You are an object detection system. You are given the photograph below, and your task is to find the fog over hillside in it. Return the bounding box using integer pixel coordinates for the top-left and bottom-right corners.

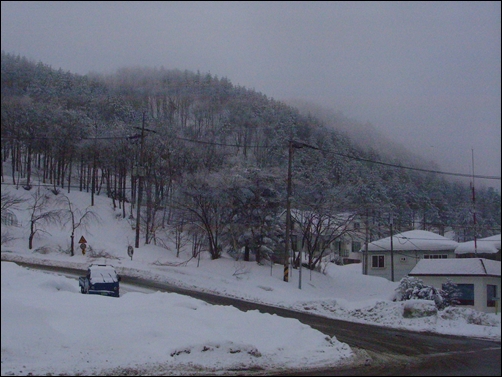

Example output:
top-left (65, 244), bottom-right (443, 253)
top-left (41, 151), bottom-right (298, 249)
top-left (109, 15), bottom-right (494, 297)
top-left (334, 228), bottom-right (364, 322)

top-left (286, 99), bottom-right (440, 170)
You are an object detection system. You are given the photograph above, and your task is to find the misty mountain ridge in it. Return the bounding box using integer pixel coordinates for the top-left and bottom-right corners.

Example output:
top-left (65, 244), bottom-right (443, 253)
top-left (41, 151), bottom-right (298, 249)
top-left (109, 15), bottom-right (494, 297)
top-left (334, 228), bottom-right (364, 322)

top-left (1, 52), bottom-right (500, 249)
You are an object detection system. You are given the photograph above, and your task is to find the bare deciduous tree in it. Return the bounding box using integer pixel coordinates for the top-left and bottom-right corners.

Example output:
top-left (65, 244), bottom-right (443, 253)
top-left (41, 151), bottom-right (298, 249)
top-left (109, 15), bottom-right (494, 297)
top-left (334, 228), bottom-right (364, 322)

top-left (1, 192), bottom-right (24, 225)
top-left (57, 193), bottom-right (100, 256)
top-left (28, 189), bottom-right (64, 250)
top-left (293, 209), bottom-right (357, 270)
top-left (1, 192), bottom-right (25, 245)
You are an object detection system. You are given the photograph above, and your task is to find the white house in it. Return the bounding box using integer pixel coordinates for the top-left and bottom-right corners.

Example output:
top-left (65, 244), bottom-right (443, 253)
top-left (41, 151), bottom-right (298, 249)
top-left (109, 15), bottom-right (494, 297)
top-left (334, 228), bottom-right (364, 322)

top-left (361, 230), bottom-right (459, 282)
top-left (455, 234), bottom-right (501, 261)
top-left (408, 258), bottom-right (501, 314)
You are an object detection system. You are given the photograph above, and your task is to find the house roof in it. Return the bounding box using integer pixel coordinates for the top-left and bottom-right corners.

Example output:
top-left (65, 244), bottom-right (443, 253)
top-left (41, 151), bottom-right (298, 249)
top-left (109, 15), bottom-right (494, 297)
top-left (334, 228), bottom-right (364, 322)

top-left (365, 230), bottom-right (458, 252)
top-left (409, 258), bottom-right (501, 277)
top-left (455, 234), bottom-right (501, 255)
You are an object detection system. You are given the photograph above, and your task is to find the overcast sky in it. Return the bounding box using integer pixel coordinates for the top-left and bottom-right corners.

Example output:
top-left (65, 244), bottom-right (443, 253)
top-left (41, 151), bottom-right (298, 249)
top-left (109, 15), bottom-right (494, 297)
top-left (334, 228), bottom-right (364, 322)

top-left (2, 1), bottom-right (501, 189)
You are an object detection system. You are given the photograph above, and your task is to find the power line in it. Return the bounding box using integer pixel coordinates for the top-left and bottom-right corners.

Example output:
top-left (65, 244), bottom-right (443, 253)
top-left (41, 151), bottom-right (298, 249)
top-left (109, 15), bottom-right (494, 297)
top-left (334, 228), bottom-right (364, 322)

top-left (172, 137), bottom-right (501, 180)
top-left (1, 135), bottom-right (135, 141)
top-left (319, 149), bottom-right (500, 180)
top-left (1, 135), bottom-right (500, 180)
top-left (174, 136), bottom-right (274, 148)
top-left (175, 137), bottom-right (501, 180)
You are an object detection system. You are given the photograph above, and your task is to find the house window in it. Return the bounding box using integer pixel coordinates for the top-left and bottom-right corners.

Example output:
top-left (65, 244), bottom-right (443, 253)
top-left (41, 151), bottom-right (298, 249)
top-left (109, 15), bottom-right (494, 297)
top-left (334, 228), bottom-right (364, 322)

top-left (351, 242), bottom-right (361, 253)
top-left (334, 240), bottom-right (341, 252)
top-left (487, 285), bottom-right (497, 307)
top-left (3, 212), bottom-right (18, 226)
top-left (423, 254), bottom-right (448, 259)
top-left (456, 284), bottom-right (475, 306)
top-left (353, 222), bottom-right (360, 230)
top-left (371, 255), bottom-right (385, 268)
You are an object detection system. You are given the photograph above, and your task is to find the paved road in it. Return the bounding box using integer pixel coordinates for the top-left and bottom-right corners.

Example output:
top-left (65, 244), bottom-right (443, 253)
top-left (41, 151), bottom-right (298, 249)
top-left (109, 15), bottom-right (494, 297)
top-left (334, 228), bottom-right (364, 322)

top-left (10, 261), bottom-right (502, 376)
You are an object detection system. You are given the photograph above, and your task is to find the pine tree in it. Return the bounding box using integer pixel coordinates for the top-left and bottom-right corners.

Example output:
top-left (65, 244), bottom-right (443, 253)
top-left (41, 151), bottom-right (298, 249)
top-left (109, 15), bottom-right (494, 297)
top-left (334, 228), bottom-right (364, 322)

top-left (439, 279), bottom-right (461, 309)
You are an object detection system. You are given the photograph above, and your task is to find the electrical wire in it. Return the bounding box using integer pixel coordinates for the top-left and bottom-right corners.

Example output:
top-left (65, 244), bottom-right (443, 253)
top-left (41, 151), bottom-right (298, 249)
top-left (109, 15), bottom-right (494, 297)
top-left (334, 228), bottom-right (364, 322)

top-left (1, 135), bottom-right (500, 180)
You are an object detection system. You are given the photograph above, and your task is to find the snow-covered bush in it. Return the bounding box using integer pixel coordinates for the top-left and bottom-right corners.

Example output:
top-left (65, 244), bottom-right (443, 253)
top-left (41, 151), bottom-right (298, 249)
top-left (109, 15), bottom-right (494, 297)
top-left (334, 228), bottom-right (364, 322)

top-left (402, 299), bottom-right (438, 318)
top-left (394, 276), bottom-right (443, 309)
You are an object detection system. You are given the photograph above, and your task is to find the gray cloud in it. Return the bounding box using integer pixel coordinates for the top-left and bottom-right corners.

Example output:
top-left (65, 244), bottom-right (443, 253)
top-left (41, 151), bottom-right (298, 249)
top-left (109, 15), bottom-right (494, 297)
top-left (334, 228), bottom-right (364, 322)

top-left (2, 1), bottom-right (500, 189)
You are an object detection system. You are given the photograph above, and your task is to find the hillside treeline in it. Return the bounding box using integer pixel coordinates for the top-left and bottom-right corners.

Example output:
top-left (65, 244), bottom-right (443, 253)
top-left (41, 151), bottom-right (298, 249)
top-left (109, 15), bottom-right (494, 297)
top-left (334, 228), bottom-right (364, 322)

top-left (1, 52), bottom-right (500, 266)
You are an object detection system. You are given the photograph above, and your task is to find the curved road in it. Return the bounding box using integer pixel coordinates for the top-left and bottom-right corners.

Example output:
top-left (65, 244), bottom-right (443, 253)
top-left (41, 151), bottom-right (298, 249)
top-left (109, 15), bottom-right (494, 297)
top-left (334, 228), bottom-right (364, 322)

top-left (11, 262), bottom-right (502, 376)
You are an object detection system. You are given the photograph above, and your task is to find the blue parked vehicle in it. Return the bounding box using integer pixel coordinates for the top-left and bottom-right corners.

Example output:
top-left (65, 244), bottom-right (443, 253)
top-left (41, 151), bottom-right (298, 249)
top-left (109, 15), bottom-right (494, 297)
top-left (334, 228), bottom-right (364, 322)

top-left (79, 264), bottom-right (121, 297)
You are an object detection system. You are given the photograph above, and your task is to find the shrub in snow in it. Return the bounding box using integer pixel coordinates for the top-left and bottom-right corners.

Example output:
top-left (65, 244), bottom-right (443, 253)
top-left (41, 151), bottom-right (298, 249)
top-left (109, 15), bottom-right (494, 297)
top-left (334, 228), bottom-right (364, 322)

top-left (394, 276), bottom-right (443, 309)
top-left (439, 307), bottom-right (500, 327)
top-left (464, 310), bottom-right (499, 326)
top-left (87, 246), bottom-right (120, 260)
top-left (33, 246), bottom-right (55, 254)
top-left (402, 299), bottom-right (438, 318)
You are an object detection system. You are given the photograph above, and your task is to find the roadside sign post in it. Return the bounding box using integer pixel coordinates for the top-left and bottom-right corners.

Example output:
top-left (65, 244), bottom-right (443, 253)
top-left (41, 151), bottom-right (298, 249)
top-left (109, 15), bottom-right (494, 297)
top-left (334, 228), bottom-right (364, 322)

top-left (78, 236), bottom-right (87, 255)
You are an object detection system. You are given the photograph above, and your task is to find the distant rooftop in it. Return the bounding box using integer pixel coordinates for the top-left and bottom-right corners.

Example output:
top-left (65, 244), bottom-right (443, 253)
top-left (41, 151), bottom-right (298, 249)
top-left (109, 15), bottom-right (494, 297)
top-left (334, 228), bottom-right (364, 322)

top-left (366, 230), bottom-right (458, 252)
top-left (409, 258), bottom-right (501, 277)
top-left (455, 234), bottom-right (501, 255)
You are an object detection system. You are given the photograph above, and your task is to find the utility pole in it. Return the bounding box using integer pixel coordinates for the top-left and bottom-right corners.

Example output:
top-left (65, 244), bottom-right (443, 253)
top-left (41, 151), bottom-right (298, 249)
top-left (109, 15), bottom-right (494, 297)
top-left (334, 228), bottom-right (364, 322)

top-left (135, 112), bottom-right (146, 248)
top-left (133, 113), bottom-right (157, 249)
top-left (91, 122), bottom-right (98, 207)
top-left (284, 141), bottom-right (293, 282)
top-left (390, 213), bottom-right (394, 282)
top-left (363, 209), bottom-right (369, 275)
top-left (284, 140), bottom-right (318, 285)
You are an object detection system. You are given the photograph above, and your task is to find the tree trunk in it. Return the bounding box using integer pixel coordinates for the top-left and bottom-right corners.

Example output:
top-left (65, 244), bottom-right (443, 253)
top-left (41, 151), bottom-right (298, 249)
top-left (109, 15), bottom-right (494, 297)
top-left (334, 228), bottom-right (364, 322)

top-left (70, 234), bottom-right (74, 256)
top-left (26, 144), bottom-right (32, 187)
top-left (29, 221), bottom-right (35, 250)
top-left (67, 154), bottom-right (72, 194)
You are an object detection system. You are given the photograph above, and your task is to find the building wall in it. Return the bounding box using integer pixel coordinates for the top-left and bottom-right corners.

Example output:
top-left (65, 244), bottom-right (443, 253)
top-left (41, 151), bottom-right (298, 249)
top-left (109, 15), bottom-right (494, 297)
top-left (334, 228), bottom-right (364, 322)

top-left (416, 275), bottom-right (501, 314)
top-left (456, 251), bottom-right (501, 261)
top-left (365, 250), bottom-right (456, 282)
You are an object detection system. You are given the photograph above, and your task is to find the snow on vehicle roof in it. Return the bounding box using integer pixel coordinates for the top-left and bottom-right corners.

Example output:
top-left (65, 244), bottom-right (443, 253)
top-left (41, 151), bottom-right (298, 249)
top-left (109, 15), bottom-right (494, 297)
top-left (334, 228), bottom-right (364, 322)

top-left (89, 264), bottom-right (118, 283)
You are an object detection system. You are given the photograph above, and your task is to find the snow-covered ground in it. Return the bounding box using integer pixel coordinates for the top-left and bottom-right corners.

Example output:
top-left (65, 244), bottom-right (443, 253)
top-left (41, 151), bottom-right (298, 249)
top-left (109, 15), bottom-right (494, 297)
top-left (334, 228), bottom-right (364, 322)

top-left (1, 184), bottom-right (500, 376)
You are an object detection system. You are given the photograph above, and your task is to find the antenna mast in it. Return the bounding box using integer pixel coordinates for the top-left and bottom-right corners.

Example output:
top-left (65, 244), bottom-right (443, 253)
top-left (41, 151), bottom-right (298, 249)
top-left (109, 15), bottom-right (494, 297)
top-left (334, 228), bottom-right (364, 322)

top-left (471, 149), bottom-right (477, 256)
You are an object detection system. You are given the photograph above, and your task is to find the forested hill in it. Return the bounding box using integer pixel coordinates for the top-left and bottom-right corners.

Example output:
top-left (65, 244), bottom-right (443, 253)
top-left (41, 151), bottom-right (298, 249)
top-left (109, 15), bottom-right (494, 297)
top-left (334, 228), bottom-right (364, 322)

top-left (1, 52), bottom-right (500, 263)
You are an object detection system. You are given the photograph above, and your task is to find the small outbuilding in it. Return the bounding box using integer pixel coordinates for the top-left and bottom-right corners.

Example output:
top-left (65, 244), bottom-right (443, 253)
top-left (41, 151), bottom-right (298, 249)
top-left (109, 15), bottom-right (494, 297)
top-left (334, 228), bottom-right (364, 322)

top-left (409, 258), bottom-right (501, 314)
